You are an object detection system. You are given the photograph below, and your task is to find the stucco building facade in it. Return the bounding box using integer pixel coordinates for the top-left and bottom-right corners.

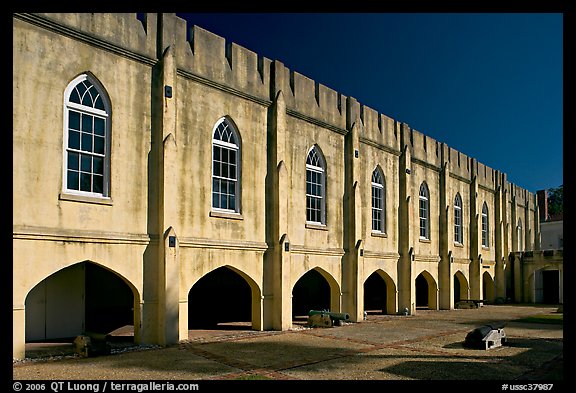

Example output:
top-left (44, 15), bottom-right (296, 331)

top-left (13, 13), bottom-right (544, 360)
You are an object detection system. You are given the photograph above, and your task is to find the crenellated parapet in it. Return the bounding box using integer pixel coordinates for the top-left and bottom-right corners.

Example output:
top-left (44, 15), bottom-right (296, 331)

top-left (170, 15), bottom-right (272, 103)
top-left (446, 147), bottom-right (472, 181)
top-left (509, 182), bottom-right (535, 209)
top-left (30, 13), bottom-right (157, 60)
top-left (273, 63), bottom-right (347, 130)
top-left (407, 128), bottom-right (443, 169)
top-left (358, 104), bottom-right (400, 153)
top-left (476, 161), bottom-right (497, 191)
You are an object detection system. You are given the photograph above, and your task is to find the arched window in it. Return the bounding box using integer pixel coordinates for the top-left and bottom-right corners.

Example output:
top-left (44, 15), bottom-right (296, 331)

top-left (481, 202), bottom-right (489, 247)
top-left (212, 117), bottom-right (240, 212)
top-left (306, 145), bottom-right (326, 224)
top-left (454, 193), bottom-right (463, 244)
top-left (63, 74), bottom-right (110, 197)
top-left (419, 182), bottom-right (430, 239)
top-left (517, 218), bottom-right (523, 251)
top-left (371, 167), bottom-right (385, 233)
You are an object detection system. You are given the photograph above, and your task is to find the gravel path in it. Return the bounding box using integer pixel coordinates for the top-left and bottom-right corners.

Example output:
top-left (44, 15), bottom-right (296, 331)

top-left (13, 305), bottom-right (563, 381)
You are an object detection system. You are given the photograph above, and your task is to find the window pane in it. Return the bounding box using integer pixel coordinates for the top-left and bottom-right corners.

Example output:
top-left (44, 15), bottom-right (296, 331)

top-left (94, 117), bottom-right (105, 136)
top-left (69, 89), bottom-right (81, 104)
top-left (229, 195), bottom-right (236, 211)
top-left (95, 96), bottom-right (105, 110)
top-left (93, 174), bottom-right (103, 193)
top-left (76, 81), bottom-right (87, 97)
top-left (93, 156), bottom-right (103, 175)
top-left (230, 163), bottom-right (236, 180)
top-left (82, 90), bottom-right (93, 107)
top-left (229, 150), bottom-right (236, 164)
top-left (212, 192), bottom-right (219, 208)
top-left (69, 130), bottom-right (80, 150)
top-left (67, 170), bottom-right (79, 190)
top-left (227, 180), bottom-right (235, 196)
top-left (220, 194), bottom-right (228, 210)
top-left (69, 111), bottom-right (80, 130)
top-left (80, 173), bottom-right (91, 192)
top-left (81, 133), bottom-right (93, 152)
top-left (213, 178), bottom-right (220, 194)
top-left (214, 146), bottom-right (220, 161)
top-left (68, 152), bottom-right (79, 170)
top-left (82, 114), bottom-right (93, 133)
top-left (222, 163), bottom-right (229, 178)
top-left (94, 136), bottom-right (105, 155)
top-left (81, 155), bottom-right (92, 172)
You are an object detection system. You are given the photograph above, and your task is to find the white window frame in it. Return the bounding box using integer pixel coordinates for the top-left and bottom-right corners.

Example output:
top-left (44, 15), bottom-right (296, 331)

top-left (482, 203), bottom-right (489, 247)
top-left (371, 167), bottom-right (385, 233)
top-left (419, 183), bottom-right (430, 240)
top-left (62, 74), bottom-right (111, 199)
top-left (306, 145), bottom-right (326, 225)
top-left (454, 193), bottom-right (463, 244)
top-left (211, 117), bottom-right (241, 213)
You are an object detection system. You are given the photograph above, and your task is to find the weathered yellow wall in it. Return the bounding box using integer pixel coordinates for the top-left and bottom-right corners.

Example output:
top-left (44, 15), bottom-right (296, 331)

top-left (13, 13), bottom-right (548, 360)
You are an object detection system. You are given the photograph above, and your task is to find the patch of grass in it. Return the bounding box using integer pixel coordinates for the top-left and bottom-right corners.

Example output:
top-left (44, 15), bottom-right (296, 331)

top-left (514, 314), bottom-right (563, 324)
top-left (234, 374), bottom-right (274, 380)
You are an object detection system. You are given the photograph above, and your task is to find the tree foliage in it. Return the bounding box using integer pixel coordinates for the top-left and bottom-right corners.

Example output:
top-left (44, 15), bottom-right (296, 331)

top-left (547, 185), bottom-right (563, 216)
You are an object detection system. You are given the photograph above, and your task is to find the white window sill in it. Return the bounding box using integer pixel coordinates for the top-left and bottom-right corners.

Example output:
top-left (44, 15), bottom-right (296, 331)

top-left (210, 210), bottom-right (243, 220)
top-left (59, 192), bottom-right (113, 205)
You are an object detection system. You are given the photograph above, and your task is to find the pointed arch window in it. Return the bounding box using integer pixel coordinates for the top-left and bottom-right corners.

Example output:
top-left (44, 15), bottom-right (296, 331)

top-left (454, 193), bottom-right (463, 244)
top-left (419, 182), bottom-right (430, 239)
top-left (371, 167), bottom-right (385, 233)
top-left (306, 146), bottom-right (326, 224)
top-left (482, 202), bottom-right (489, 247)
top-left (63, 74), bottom-right (110, 197)
top-left (212, 118), bottom-right (241, 212)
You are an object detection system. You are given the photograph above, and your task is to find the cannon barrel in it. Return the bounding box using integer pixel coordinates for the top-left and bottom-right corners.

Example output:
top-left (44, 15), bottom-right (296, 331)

top-left (308, 310), bottom-right (350, 321)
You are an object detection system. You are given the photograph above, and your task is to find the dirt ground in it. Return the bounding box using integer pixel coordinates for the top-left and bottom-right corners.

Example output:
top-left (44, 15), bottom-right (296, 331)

top-left (12, 304), bottom-right (563, 384)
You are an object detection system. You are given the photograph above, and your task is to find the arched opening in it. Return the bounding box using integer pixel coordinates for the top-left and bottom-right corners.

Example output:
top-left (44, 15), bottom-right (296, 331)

top-left (292, 269), bottom-right (331, 322)
top-left (364, 272), bottom-right (387, 315)
top-left (453, 271), bottom-right (469, 307)
top-left (454, 276), bottom-right (461, 303)
top-left (25, 261), bottom-right (137, 354)
top-left (415, 271), bottom-right (438, 310)
top-left (364, 270), bottom-right (396, 316)
top-left (188, 266), bottom-right (252, 330)
top-left (416, 274), bottom-right (429, 308)
top-left (482, 271), bottom-right (495, 303)
top-left (534, 268), bottom-right (561, 304)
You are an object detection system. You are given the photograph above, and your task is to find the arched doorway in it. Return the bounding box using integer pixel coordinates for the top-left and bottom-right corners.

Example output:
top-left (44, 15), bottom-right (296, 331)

top-left (188, 266), bottom-right (252, 329)
top-left (453, 271), bottom-right (469, 307)
top-left (415, 271), bottom-right (438, 310)
top-left (292, 269), bottom-right (331, 320)
top-left (25, 262), bottom-right (136, 342)
top-left (364, 270), bottom-right (396, 315)
top-left (483, 271), bottom-right (495, 303)
top-left (364, 272), bottom-right (387, 315)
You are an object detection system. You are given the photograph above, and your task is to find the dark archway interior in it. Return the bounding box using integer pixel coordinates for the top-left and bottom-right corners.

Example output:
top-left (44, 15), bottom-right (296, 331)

top-left (454, 275), bottom-right (461, 304)
top-left (188, 267), bottom-right (252, 329)
top-left (416, 273), bottom-right (429, 308)
top-left (292, 269), bottom-right (330, 317)
top-left (85, 263), bottom-right (133, 334)
top-left (542, 270), bottom-right (560, 304)
top-left (364, 272), bottom-right (388, 314)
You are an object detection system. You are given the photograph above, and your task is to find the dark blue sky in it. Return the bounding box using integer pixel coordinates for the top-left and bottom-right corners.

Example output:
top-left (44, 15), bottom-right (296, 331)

top-left (176, 13), bottom-right (563, 193)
